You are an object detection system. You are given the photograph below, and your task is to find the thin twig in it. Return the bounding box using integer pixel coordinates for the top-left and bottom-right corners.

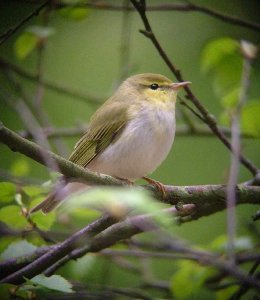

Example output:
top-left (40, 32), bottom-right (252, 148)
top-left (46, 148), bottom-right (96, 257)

top-left (0, 75), bottom-right (59, 174)
top-left (0, 1), bottom-right (49, 46)
top-left (32, 8), bottom-right (69, 157)
top-left (18, 124), bottom-right (259, 140)
top-left (230, 259), bottom-right (260, 299)
top-left (53, 1), bottom-right (260, 32)
top-left (226, 42), bottom-right (255, 262)
top-left (117, 0), bottom-right (132, 82)
top-left (0, 213), bottom-right (118, 284)
top-left (130, 0), bottom-right (259, 177)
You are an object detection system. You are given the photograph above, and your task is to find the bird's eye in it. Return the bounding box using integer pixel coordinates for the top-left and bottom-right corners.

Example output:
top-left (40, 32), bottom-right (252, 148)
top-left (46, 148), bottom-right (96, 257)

top-left (150, 83), bottom-right (159, 90)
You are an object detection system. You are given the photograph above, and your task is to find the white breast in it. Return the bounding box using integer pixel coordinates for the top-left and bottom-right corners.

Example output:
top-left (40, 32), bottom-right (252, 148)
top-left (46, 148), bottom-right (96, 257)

top-left (87, 105), bottom-right (176, 180)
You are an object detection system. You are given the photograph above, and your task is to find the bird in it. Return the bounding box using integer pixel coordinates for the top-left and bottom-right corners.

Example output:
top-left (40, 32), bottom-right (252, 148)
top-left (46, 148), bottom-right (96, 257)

top-left (31, 73), bottom-right (190, 213)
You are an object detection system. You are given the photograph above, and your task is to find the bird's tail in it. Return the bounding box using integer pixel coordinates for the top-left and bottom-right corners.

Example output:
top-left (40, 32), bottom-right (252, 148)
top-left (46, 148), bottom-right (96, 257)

top-left (30, 190), bottom-right (62, 214)
top-left (30, 181), bottom-right (87, 214)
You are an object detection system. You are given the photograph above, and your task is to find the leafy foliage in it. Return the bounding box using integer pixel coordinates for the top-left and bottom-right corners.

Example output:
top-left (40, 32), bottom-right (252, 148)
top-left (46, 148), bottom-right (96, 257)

top-left (0, 182), bottom-right (16, 203)
top-left (201, 37), bottom-right (260, 137)
top-left (28, 274), bottom-right (73, 293)
top-left (0, 205), bottom-right (27, 229)
top-left (0, 240), bottom-right (37, 260)
top-left (58, 7), bottom-right (90, 20)
top-left (14, 26), bottom-right (55, 59)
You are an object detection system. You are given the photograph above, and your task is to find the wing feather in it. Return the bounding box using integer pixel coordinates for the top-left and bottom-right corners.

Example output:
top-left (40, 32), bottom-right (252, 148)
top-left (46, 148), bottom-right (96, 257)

top-left (69, 100), bottom-right (129, 167)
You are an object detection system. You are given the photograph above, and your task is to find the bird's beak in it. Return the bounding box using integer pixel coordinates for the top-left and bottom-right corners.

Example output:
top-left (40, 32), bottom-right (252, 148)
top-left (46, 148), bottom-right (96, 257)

top-left (170, 81), bottom-right (191, 90)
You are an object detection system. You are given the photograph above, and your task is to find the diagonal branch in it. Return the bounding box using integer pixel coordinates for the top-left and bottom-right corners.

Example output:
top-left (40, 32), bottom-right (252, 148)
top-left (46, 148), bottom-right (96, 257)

top-left (0, 213), bottom-right (118, 285)
top-left (130, 0), bottom-right (259, 177)
top-left (1, 205), bottom-right (260, 290)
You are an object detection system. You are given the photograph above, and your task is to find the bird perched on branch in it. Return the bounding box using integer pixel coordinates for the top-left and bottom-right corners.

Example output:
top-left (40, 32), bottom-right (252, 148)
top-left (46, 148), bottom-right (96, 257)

top-left (31, 73), bottom-right (190, 213)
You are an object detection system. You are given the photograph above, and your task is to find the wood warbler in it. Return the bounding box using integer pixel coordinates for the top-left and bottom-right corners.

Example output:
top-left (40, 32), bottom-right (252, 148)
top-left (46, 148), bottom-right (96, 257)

top-left (31, 73), bottom-right (190, 213)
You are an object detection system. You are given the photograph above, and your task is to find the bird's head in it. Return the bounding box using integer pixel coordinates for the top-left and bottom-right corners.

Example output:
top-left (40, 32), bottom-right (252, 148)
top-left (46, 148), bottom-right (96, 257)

top-left (123, 73), bottom-right (191, 104)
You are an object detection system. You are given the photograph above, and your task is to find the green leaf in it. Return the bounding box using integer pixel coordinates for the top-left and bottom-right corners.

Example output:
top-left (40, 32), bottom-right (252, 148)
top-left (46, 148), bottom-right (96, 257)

top-left (221, 88), bottom-right (240, 109)
top-left (27, 25), bottom-right (55, 39)
top-left (30, 274), bottom-right (73, 293)
top-left (0, 240), bottom-right (37, 260)
top-left (62, 187), bottom-right (171, 227)
top-left (210, 235), bottom-right (253, 252)
top-left (241, 101), bottom-right (260, 137)
top-left (216, 285), bottom-right (237, 300)
top-left (14, 32), bottom-right (38, 59)
top-left (201, 37), bottom-right (239, 73)
top-left (171, 261), bottom-right (211, 298)
top-left (219, 110), bottom-right (230, 127)
top-left (213, 54), bottom-right (242, 95)
top-left (11, 159), bottom-right (30, 177)
top-left (23, 185), bottom-right (46, 198)
top-left (30, 208), bottom-right (56, 231)
top-left (0, 284), bottom-right (17, 300)
top-left (0, 182), bottom-right (16, 203)
top-left (0, 205), bottom-right (27, 229)
top-left (69, 255), bottom-right (96, 280)
top-left (59, 7), bottom-right (89, 20)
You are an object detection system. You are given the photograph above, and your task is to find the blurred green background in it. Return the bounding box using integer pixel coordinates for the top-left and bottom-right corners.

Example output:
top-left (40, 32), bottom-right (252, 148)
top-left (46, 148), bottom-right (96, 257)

top-left (0, 1), bottom-right (259, 297)
top-left (1, 0), bottom-right (260, 242)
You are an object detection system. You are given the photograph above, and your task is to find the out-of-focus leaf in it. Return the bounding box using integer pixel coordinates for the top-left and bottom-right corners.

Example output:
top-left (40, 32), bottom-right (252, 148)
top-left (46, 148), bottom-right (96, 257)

top-left (241, 101), bottom-right (260, 137)
top-left (61, 187), bottom-right (171, 228)
top-left (210, 235), bottom-right (253, 252)
top-left (0, 236), bottom-right (16, 254)
top-left (27, 25), bottom-right (55, 39)
top-left (29, 274), bottom-right (73, 293)
top-left (69, 255), bottom-right (96, 280)
top-left (0, 182), bottom-right (16, 203)
top-left (11, 159), bottom-right (30, 177)
top-left (201, 38), bottom-right (239, 73)
top-left (59, 7), bottom-right (89, 20)
top-left (30, 208), bottom-right (56, 231)
top-left (216, 285), bottom-right (237, 300)
top-left (171, 261), bottom-right (211, 299)
top-left (220, 100), bottom-right (260, 137)
top-left (14, 26), bottom-right (54, 59)
top-left (0, 284), bottom-right (17, 300)
top-left (14, 32), bottom-right (38, 59)
top-left (0, 240), bottom-right (37, 260)
top-left (221, 88), bottom-right (240, 109)
top-left (23, 185), bottom-right (46, 198)
top-left (213, 54), bottom-right (242, 95)
top-left (0, 205), bottom-right (27, 229)
top-left (219, 110), bottom-right (230, 127)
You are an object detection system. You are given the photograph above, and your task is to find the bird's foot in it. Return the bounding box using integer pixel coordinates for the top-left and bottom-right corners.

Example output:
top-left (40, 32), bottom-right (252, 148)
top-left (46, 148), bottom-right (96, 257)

top-left (142, 176), bottom-right (167, 199)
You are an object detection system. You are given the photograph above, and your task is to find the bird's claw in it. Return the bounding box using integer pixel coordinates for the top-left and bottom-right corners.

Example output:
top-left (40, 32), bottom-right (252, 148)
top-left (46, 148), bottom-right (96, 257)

top-left (142, 176), bottom-right (167, 199)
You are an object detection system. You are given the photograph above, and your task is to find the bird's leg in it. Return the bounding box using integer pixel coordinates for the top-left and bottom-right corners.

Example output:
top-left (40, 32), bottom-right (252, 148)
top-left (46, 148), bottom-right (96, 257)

top-left (142, 177), bottom-right (167, 199)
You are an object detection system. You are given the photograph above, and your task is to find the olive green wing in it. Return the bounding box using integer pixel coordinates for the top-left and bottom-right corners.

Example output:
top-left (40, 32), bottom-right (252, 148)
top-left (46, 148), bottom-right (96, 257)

top-left (69, 101), bottom-right (129, 167)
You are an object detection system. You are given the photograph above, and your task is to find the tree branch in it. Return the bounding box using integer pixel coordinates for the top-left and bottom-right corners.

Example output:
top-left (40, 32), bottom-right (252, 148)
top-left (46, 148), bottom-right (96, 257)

top-left (0, 122), bottom-right (259, 218)
top-left (0, 213), bottom-right (118, 285)
top-left (1, 205), bottom-right (260, 290)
